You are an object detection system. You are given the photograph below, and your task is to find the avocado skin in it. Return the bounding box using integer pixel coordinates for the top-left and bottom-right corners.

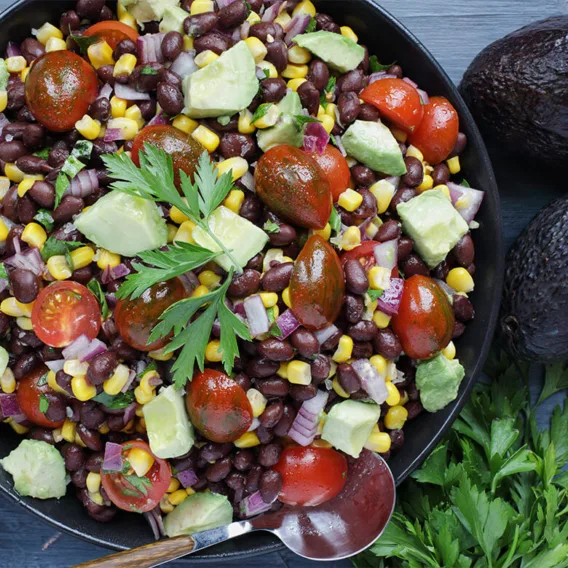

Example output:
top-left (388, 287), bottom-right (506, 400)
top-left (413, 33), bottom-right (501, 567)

top-left (459, 16), bottom-right (568, 165)
top-left (501, 197), bottom-right (568, 362)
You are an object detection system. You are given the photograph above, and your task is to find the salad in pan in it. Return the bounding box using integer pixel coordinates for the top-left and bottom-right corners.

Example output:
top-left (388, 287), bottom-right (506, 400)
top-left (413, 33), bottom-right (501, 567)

top-left (0, 0), bottom-right (484, 538)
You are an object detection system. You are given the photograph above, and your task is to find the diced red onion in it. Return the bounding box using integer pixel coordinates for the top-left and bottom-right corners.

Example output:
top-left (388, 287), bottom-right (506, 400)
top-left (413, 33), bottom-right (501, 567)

top-left (0, 113), bottom-right (10, 138)
top-left (5, 42), bottom-right (20, 58)
top-left (232, 300), bottom-right (246, 318)
top-left (447, 182), bottom-right (485, 224)
top-left (383, 176), bottom-right (400, 191)
top-left (262, 0), bottom-right (285, 22)
top-left (62, 334), bottom-right (91, 360)
top-left (178, 270), bottom-right (199, 295)
top-left (231, 27), bottom-right (241, 42)
top-left (368, 72), bottom-right (397, 84)
top-left (374, 239), bottom-right (398, 270)
top-left (147, 112), bottom-right (170, 126)
top-left (302, 121), bottom-right (329, 155)
top-left (247, 417), bottom-right (260, 432)
top-left (121, 370), bottom-right (137, 394)
top-left (4, 245), bottom-right (45, 277)
top-left (314, 324), bottom-right (339, 345)
top-left (101, 263), bottom-right (130, 284)
top-left (244, 295), bottom-right (270, 337)
top-left (123, 402), bottom-right (137, 425)
top-left (333, 105), bottom-right (344, 129)
top-left (0, 393), bottom-right (22, 418)
top-left (402, 77), bottom-right (418, 89)
top-left (176, 468), bottom-right (199, 488)
top-left (65, 169), bottom-right (99, 198)
top-left (240, 170), bottom-right (255, 193)
top-left (102, 442), bottom-right (124, 472)
top-left (292, 419), bottom-right (318, 438)
top-left (170, 51), bottom-right (198, 79)
top-left (275, 309), bottom-right (300, 340)
top-left (302, 388), bottom-right (328, 415)
top-left (239, 491), bottom-right (273, 517)
top-left (144, 507), bottom-right (165, 540)
top-left (289, 422), bottom-right (317, 446)
top-left (417, 89), bottom-right (430, 105)
top-left (240, 21), bottom-right (251, 40)
top-left (255, 66), bottom-right (268, 80)
top-left (97, 83), bottom-right (113, 100)
top-left (377, 278), bottom-right (404, 316)
top-left (103, 128), bottom-right (125, 142)
top-left (351, 359), bottom-right (388, 405)
top-left (137, 33), bottom-right (165, 64)
top-left (105, 293), bottom-right (117, 309)
top-left (45, 359), bottom-right (66, 373)
top-left (284, 14), bottom-right (311, 44)
top-left (114, 82), bottom-right (151, 101)
top-left (334, 134), bottom-right (347, 157)
top-left (0, 279), bottom-right (8, 294)
top-left (289, 390), bottom-right (327, 447)
top-left (80, 339), bottom-right (108, 362)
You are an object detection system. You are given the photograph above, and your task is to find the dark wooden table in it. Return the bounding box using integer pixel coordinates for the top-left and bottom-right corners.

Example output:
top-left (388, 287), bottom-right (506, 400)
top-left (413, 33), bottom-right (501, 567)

top-left (1, 0), bottom-right (566, 566)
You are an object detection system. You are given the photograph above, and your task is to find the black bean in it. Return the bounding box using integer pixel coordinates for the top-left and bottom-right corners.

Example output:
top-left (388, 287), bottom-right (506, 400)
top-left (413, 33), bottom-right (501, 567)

top-left (13, 353), bottom-right (40, 379)
top-left (352, 188), bottom-right (377, 222)
top-left (259, 470), bottom-right (283, 504)
top-left (218, 0), bottom-right (248, 29)
top-left (7, 81), bottom-right (26, 112)
top-left (194, 32), bottom-right (229, 55)
top-left (3, 123), bottom-right (27, 140)
top-left (374, 329), bottom-right (403, 359)
top-left (352, 341), bottom-right (373, 358)
top-left (347, 320), bottom-right (378, 342)
top-left (387, 64), bottom-right (403, 78)
top-left (261, 262), bottom-right (293, 292)
top-left (256, 376), bottom-right (289, 397)
top-left (76, 0), bottom-right (105, 19)
top-left (107, 414), bottom-right (125, 432)
top-left (23, 124), bottom-right (45, 151)
top-left (138, 99), bottom-right (157, 121)
top-left (233, 372), bottom-right (251, 393)
top-left (249, 22), bottom-right (280, 42)
top-left (83, 498), bottom-right (117, 523)
top-left (233, 449), bottom-right (254, 471)
top-left (161, 68), bottom-right (182, 89)
top-left (307, 59), bottom-right (330, 90)
top-left (113, 38), bottom-right (137, 60)
top-left (452, 321), bottom-right (466, 339)
top-left (337, 363), bottom-right (361, 394)
top-left (273, 403), bottom-right (296, 436)
top-left (389, 429), bottom-right (404, 451)
top-left (266, 40), bottom-right (288, 73)
top-left (201, 442), bottom-right (232, 462)
top-left (80, 402), bottom-right (105, 430)
top-left (130, 63), bottom-right (163, 92)
top-left (290, 328), bottom-right (319, 359)
top-left (350, 164), bottom-right (376, 187)
top-left (219, 133), bottom-right (256, 161)
top-left (44, 393), bottom-right (66, 422)
top-left (358, 45), bottom-right (370, 73)
top-left (297, 80), bottom-right (320, 116)
top-left (321, 327), bottom-right (342, 352)
top-left (453, 294), bottom-right (475, 322)
top-left (0, 140), bottom-right (27, 162)
top-left (9, 269), bottom-right (39, 304)
top-left (239, 194), bottom-right (262, 223)
top-left (160, 31), bottom-right (183, 62)
top-left (258, 443), bottom-right (281, 468)
top-left (449, 132), bottom-right (467, 158)
top-left (343, 294), bottom-right (364, 324)
top-left (31, 427), bottom-right (54, 444)
top-left (338, 92), bottom-right (361, 125)
top-left (87, 351), bottom-right (118, 385)
top-left (156, 82), bottom-right (184, 115)
top-left (77, 424), bottom-right (103, 451)
top-left (207, 456), bottom-right (232, 482)
top-left (339, 70), bottom-right (364, 93)
top-left (259, 402), bottom-right (284, 428)
top-left (432, 163), bottom-right (450, 186)
top-left (260, 77), bottom-right (287, 103)
top-left (48, 143), bottom-right (69, 168)
top-left (245, 464), bottom-right (263, 493)
top-left (89, 98), bottom-right (111, 122)
top-left (315, 13), bottom-right (340, 33)
top-left (401, 156), bottom-right (424, 188)
top-left (290, 383), bottom-right (317, 401)
top-left (0, 313), bottom-right (9, 337)
top-left (406, 400), bottom-right (424, 420)
top-left (390, 188), bottom-right (417, 213)
top-left (452, 234), bottom-right (475, 267)
top-left (402, 254), bottom-right (429, 278)
top-left (256, 425), bottom-right (274, 444)
top-left (13, 328), bottom-right (42, 349)
top-left (71, 468), bottom-right (88, 488)
top-left (228, 269), bottom-right (261, 298)
top-left (20, 38), bottom-right (45, 64)
top-left (15, 155), bottom-right (49, 175)
top-left (52, 195), bottom-right (83, 224)
top-left (376, 219), bottom-right (401, 242)
top-left (344, 259), bottom-right (369, 295)
top-left (246, 357), bottom-right (280, 379)
top-left (5, 226), bottom-right (24, 257)
top-left (358, 103), bottom-right (380, 121)
top-left (433, 261), bottom-right (450, 281)
top-left (257, 338), bottom-right (294, 362)
top-left (226, 471), bottom-right (246, 491)
top-left (55, 371), bottom-right (73, 396)
top-left (398, 237), bottom-right (413, 261)
top-left (268, 223), bottom-right (296, 247)
top-left (184, 12), bottom-right (219, 37)
top-left (247, 0), bottom-right (262, 11)
top-left (17, 196), bottom-right (36, 225)
top-left (63, 444), bottom-right (87, 472)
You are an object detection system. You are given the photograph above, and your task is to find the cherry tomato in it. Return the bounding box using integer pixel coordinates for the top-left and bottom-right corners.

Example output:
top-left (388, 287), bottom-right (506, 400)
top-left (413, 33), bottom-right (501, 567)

top-left (32, 281), bottom-right (101, 348)
top-left (83, 21), bottom-right (139, 49)
top-left (307, 144), bottom-right (351, 202)
top-left (255, 145), bottom-right (332, 230)
top-left (16, 366), bottom-right (64, 429)
top-left (407, 96), bottom-right (459, 164)
top-left (114, 279), bottom-right (186, 352)
top-left (290, 235), bottom-right (345, 330)
top-left (131, 125), bottom-right (205, 188)
top-left (25, 51), bottom-right (99, 132)
top-left (340, 240), bottom-right (381, 272)
top-left (186, 369), bottom-right (253, 443)
top-left (391, 275), bottom-right (455, 359)
top-left (360, 78), bottom-right (424, 133)
top-left (272, 446), bottom-right (348, 506)
top-left (101, 440), bottom-right (171, 513)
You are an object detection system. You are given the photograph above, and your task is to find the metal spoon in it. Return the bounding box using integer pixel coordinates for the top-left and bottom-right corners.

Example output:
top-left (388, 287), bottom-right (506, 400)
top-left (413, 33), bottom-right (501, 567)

top-left (75, 450), bottom-right (395, 567)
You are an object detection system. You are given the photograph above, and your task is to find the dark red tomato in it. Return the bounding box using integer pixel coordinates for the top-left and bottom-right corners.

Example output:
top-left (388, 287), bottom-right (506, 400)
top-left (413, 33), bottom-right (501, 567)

top-left (83, 21), bottom-right (140, 49)
top-left (255, 145), bottom-right (332, 230)
top-left (290, 235), bottom-right (345, 330)
top-left (408, 96), bottom-right (459, 164)
top-left (185, 369), bottom-right (253, 443)
top-left (340, 240), bottom-right (380, 272)
top-left (391, 275), bottom-right (455, 359)
top-left (101, 441), bottom-right (171, 513)
top-left (32, 281), bottom-right (101, 348)
top-left (272, 446), bottom-right (348, 506)
top-left (16, 366), bottom-right (64, 429)
top-left (25, 51), bottom-right (99, 132)
top-left (114, 279), bottom-right (187, 352)
top-left (131, 125), bottom-right (205, 188)
top-left (308, 144), bottom-right (351, 202)
top-left (360, 78), bottom-right (424, 133)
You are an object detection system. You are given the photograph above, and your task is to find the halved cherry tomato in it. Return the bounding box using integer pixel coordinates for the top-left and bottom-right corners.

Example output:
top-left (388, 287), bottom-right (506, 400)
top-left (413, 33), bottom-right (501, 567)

top-left (391, 275), bottom-right (455, 359)
top-left (272, 446), bottom-right (348, 506)
top-left (114, 279), bottom-right (187, 352)
top-left (255, 145), bottom-right (332, 230)
top-left (185, 369), bottom-right (253, 443)
top-left (340, 240), bottom-right (380, 271)
top-left (32, 281), bottom-right (101, 348)
top-left (83, 21), bottom-right (139, 49)
top-left (408, 96), bottom-right (459, 165)
top-left (131, 125), bottom-right (206, 188)
top-left (290, 235), bottom-right (345, 330)
top-left (307, 144), bottom-right (351, 202)
top-left (16, 366), bottom-right (64, 429)
top-left (25, 51), bottom-right (99, 132)
top-left (101, 440), bottom-right (171, 513)
top-left (360, 78), bottom-right (424, 133)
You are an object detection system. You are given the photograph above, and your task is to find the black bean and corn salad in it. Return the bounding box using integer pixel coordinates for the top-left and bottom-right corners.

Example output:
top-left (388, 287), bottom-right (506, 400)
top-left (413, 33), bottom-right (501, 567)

top-left (0, 0), bottom-right (485, 538)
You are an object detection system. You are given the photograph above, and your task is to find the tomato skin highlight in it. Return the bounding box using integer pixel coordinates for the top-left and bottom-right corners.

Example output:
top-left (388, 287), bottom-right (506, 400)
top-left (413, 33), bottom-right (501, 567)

top-left (290, 235), bottom-right (345, 330)
top-left (186, 369), bottom-right (253, 443)
top-left (391, 275), bottom-right (455, 360)
top-left (272, 446), bottom-right (348, 506)
top-left (360, 78), bottom-right (424, 133)
top-left (407, 96), bottom-right (459, 164)
top-left (307, 144), bottom-right (351, 202)
top-left (83, 21), bottom-right (140, 49)
top-left (25, 51), bottom-right (99, 132)
top-left (32, 281), bottom-right (101, 348)
top-left (16, 366), bottom-right (64, 429)
top-left (101, 441), bottom-right (171, 513)
top-left (255, 145), bottom-right (332, 230)
top-left (114, 279), bottom-right (187, 352)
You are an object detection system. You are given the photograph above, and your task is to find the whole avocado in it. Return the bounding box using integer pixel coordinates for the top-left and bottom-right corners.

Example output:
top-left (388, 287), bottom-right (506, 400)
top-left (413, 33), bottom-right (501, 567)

top-left (460, 16), bottom-right (568, 165)
top-left (501, 197), bottom-right (568, 362)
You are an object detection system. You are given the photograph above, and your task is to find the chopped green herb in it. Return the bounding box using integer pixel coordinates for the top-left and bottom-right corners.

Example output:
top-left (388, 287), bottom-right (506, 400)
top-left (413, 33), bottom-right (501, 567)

top-left (328, 206), bottom-right (341, 233)
top-left (68, 32), bottom-right (99, 55)
top-left (262, 68), bottom-right (270, 79)
top-left (266, 306), bottom-right (277, 325)
top-left (54, 172), bottom-right (71, 209)
top-left (71, 140), bottom-right (93, 161)
top-left (123, 474), bottom-right (152, 496)
top-left (369, 55), bottom-right (394, 73)
top-left (367, 288), bottom-right (384, 301)
top-left (34, 209), bottom-right (55, 232)
top-left (129, 504), bottom-right (144, 514)
top-left (40, 237), bottom-right (84, 262)
top-left (39, 394), bottom-right (49, 414)
top-left (37, 372), bottom-right (49, 387)
top-left (140, 65), bottom-right (159, 76)
top-left (137, 360), bottom-right (158, 378)
top-left (461, 178), bottom-right (471, 188)
top-left (269, 322), bottom-right (283, 338)
top-left (263, 220), bottom-right (280, 234)
top-left (320, 76), bottom-right (336, 108)
top-left (305, 16), bottom-right (317, 33)
top-left (250, 103), bottom-right (273, 124)
top-left (0, 263), bottom-right (8, 281)
top-left (87, 279), bottom-right (109, 319)
top-left (121, 488), bottom-right (141, 497)
top-left (33, 148), bottom-right (50, 159)
top-left (293, 115), bottom-right (321, 131)
top-left (93, 391), bottom-right (135, 409)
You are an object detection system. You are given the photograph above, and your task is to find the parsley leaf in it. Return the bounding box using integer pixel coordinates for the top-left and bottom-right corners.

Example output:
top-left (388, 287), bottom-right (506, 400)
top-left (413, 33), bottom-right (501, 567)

top-left (54, 141), bottom-right (93, 208)
top-left (39, 394), bottom-right (49, 414)
top-left (263, 220), bottom-right (280, 234)
top-left (369, 55), bottom-right (394, 73)
top-left (33, 148), bottom-right (50, 159)
top-left (93, 391), bottom-right (135, 409)
top-left (293, 115), bottom-right (321, 131)
top-left (123, 474), bottom-right (152, 496)
top-left (250, 102), bottom-right (273, 124)
top-left (0, 263), bottom-right (8, 281)
top-left (305, 16), bottom-right (317, 33)
top-left (37, 372), bottom-right (48, 387)
top-left (137, 360), bottom-right (157, 378)
top-left (68, 32), bottom-right (99, 55)
top-left (140, 65), bottom-right (159, 76)
top-left (41, 237), bottom-right (84, 262)
top-left (34, 209), bottom-right (54, 232)
top-left (367, 288), bottom-right (384, 301)
top-left (320, 76), bottom-right (336, 108)
top-left (329, 207), bottom-right (341, 233)
top-left (537, 362), bottom-right (568, 405)
top-left (87, 279), bottom-right (109, 319)
top-left (461, 178), bottom-right (471, 188)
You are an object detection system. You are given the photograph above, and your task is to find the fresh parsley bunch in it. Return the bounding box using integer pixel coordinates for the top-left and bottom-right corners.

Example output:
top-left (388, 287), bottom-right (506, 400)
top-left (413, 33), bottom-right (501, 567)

top-left (355, 353), bottom-right (568, 568)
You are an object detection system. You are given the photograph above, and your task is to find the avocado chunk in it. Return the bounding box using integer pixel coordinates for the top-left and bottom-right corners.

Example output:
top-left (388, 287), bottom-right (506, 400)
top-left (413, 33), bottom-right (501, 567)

top-left (415, 354), bottom-right (465, 412)
top-left (74, 190), bottom-right (168, 257)
top-left (183, 42), bottom-right (258, 119)
top-left (192, 206), bottom-right (269, 271)
top-left (295, 31), bottom-right (365, 73)
top-left (143, 386), bottom-right (195, 459)
top-left (397, 190), bottom-right (469, 268)
top-left (342, 120), bottom-right (406, 176)
top-left (0, 59), bottom-right (8, 91)
top-left (159, 6), bottom-right (190, 34)
top-left (0, 346), bottom-right (8, 377)
top-left (321, 399), bottom-right (381, 458)
top-left (164, 492), bottom-right (233, 537)
top-left (257, 91), bottom-right (304, 152)
top-left (121, 0), bottom-right (178, 24)
top-left (0, 440), bottom-right (66, 499)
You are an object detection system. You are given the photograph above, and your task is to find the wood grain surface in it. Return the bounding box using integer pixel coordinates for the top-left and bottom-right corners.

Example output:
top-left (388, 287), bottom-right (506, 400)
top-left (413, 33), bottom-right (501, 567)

top-left (0, 0), bottom-right (566, 566)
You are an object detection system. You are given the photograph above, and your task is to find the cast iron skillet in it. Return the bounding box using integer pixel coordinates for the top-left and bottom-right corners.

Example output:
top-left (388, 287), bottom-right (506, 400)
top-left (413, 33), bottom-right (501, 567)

top-left (0, 0), bottom-right (503, 562)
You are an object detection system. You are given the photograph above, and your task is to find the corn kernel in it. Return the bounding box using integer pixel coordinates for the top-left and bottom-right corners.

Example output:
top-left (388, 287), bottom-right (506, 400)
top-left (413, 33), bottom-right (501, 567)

top-left (172, 114), bottom-right (199, 135)
top-left (129, 447), bottom-right (155, 477)
top-left (169, 204), bottom-right (189, 225)
top-left (434, 184), bottom-right (451, 200)
top-left (247, 11), bottom-right (261, 24)
top-left (442, 341), bottom-right (456, 360)
top-left (205, 340), bottom-right (223, 362)
top-left (6, 55), bottom-right (26, 73)
top-left (244, 37), bottom-right (268, 64)
top-left (281, 63), bottom-right (309, 79)
top-left (45, 37), bottom-right (67, 52)
top-left (247, 388), bottom-right (267, 418)
top-left (365, 428), bottom-right (391, 453)
top-left (190, 0), bottom-right (215, 15)
top-left (257, 60), bottom-right (278, 79)
top-left (86, 472), bottom-right (101, 494)
top-left (168, 478), bottom-right (181, 493)
top-left (276, 362), bottom-right (289, 380)
top-left (195, 50), bottom-right (219, 68)
top-left (191, 284), bottom-right (209, 299)
top-left (0, 219), bottom-right (8, 243)
top-left (160, 495), bottom-right (175, 514)
top-left (385, 405), bottom-right (408, 430)
top-left (0, 91), bottom-right (7, 113)
top-left (447, 156), bottom-right (461, 175)
top-left (21, 222), bottom-right (47, 249)
top-left (273, 11), bottom-right (292, 28)
top-left (332, 377), bottom-right (350, 398)
top-left (385, 381), bottom-right (401, 406)
top-left (110, 96), bottom-right (127, 118)
top-left (332, 335), bottom-right (353, 363)
top-left (35, 22), bottom-right (63, 44)
top-left (5, 163), bottom-right (24, 183)
top-left (217, 157), bottom-right (248, 182)
top-left (9, 419), bottom-right (29, 435)
top-left (124, 104), bottom-right (144, 129)
top-left (321, 114), bottom-right (335, 134)
top-left (135, 385), bottom-right (156, 405)
top-left (340, 26), bottom-right (358, 43)
top-left (253, 104), bottom-right (280, 129)
top-left (122, 419), bottom-right (135, 434)
top-left (0, 369), bottom-right (16, 394)
top-left (47, 255), bottom-right (72, 280)
top-left (281, 287), bottom-right (292, 309)
top-left (390, 126), bottom-right (408, 144)
top-left (61, 419), bottom-right (77, 443)
top-left (17, 176), bottom-right (40, 198)
top-left (64, 358), bottom-right (90, 377)
top-left (71, 376), bottom-right (97, 401)
top-left (287, 360), bottom-right (312, 385)
top-left (325, 103), bottom-right (338, 119)
top-left (75, 115), bottom-right (101, 141)
top-left (373, 310), bottom-right (391, 329)
top-left (169, 489), bottom-right (189, 505)
top-left (182, 35), bottom-right (194, 51)
top-left (288, 45), bottom-right (311, 64)
top-left (338, 188), bottom-right (363, 212)
top-left (369, 355), bottom-right (388, 377)
top-left (191, 125), bottom-right (220, 152)
top-left (99, 422), bottom-right (110, 434)
top-left (114, 53), bottom-right (137, 77)
top-left (312, 223), bottom-right (331, 241)
top-left (339, 226), bottom-right (361, 251)
top-left (87, 40), bottom-right (114, 69)
top-left (47, 370), bottom-right (68, 396)
top-left (406, 145), bottom-right (424, 161)
top-left (238, 109), bottom-right (256, 134)
top-left (400, 391), bottom-right (409, 405)
top-left (52, 428), bottom-right (63, 443)
top-left (0, 297), bottom-right (23, 317)
top-left (69, 246), bottom-right (95, 270)
top-left (199, 270), bottom-right (221, 288)
top-left (287, 78), bottom-right (307, 92)
top-left (446, 267), bottom-right (474, 293)
top-left (259, 292), bottom-right (278, 308)
top-left (103, 364), bottom-right (130, 395)
top-left (139, 371), bottom-right (159, 396)
top-left (106, 117), bottom-right (139, 140)
top-left (234, 432), bottom-right (261, 448)
top-left (293, 0), bottom-right (316, 16)
top-left (369, 266), bottom-right (392, 290)
top-left (16, 316), bottom-right (33, 330)
top-left (223, 189), bottom-right (245, 214)
top-left (119, 12), bottom-right (137, 30)
top-left (369, 179), bottom-right (397, 214)
top-left (416, 174), bottom-right (434, 193)
top-left (96, 249), bottom-right (121, 270)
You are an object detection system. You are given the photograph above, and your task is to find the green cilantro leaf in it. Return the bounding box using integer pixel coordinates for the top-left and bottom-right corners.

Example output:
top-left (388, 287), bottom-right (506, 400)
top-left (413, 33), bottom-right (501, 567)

top-left (34, 209), bottom-right (55, 232)
top-left (123, 474), bottom-right (152, 496)
top-left (71, 140), bottom-right (93, 161)
top-left (37, 372), bottom-right (48, 387)
top-left (68, 32), bottom-right (99, 55)
top-left (305, 16), bottom-right (317, 33)
top-left (367, 288), bottom-right (384, 301)
top-left (250, 102), bottom-right (273, 124)
top-left (54, 172), bottom-right (71, 209)
top-left (93, 390), bottom-right (135, 409)
top-left (461, 178), bottom-right (471, 188)
top-left (140, 65), bottom-right (159, 75)
top-left (137, 360), bottom-right (157, 378)
top-left (39, 394), bottom-right (49, 414)
top-left (293, 115), bottom-right (321, 131)
top-left (369, 55), bottom-right (394, 73)
top-left (537, 362), bottom-right (568, 405)
top-left (329, 207), bottom-right (341, 233)
top-left (33, 148), bottom-right (50, 159)
top-left (41, 237), bottom-right (84, 262)
top-left (269, 322), bottom-right (283, 338)
top-left (0, 263), bottom-right (8, 281)
top-left (263, 220), bottom-right (280, 234)
top-left (87, 279), bottom-right (109, 319)
top-left (320, 76), bottom-right (336, 108)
